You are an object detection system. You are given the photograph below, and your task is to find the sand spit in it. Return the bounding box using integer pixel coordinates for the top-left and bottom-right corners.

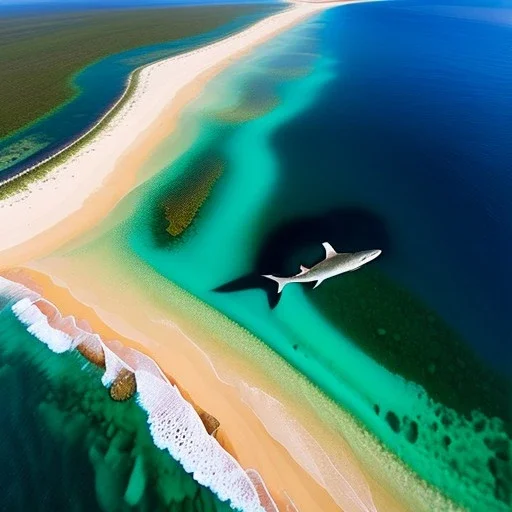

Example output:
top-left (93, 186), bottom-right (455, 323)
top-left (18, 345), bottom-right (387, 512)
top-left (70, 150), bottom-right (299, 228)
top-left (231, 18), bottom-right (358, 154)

top-left (0, 0), bottom-right (357, 267)
top-left (1, 273), bottom-right (280, 512)
top-left (4, 262), bottom-right (418, 512)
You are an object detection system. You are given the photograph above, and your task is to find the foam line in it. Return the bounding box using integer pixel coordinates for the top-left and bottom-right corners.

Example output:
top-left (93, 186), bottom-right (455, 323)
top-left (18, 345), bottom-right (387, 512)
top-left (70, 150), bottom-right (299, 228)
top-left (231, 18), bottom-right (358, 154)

top-left (0, 276), bottom-right (276, 512)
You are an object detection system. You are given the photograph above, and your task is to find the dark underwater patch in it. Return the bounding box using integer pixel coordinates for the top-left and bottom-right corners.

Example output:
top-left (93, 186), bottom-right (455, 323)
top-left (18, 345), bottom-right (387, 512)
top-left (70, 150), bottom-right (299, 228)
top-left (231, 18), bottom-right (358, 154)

top-left (214, 207), bottom-right (390, 309)
top-left (150, 152), bottom-right (224, 247)
top-left (311, 267), bottom-right (511, 431)
top-left (214, 205), bottom-right (511, 433)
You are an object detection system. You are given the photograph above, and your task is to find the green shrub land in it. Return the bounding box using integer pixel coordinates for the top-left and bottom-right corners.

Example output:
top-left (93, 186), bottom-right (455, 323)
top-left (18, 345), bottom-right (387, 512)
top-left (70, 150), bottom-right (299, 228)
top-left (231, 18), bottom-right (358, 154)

top-left (0, 3), bottom-right (276, 139)
top-left (0, 70), bottom-right (142, 200)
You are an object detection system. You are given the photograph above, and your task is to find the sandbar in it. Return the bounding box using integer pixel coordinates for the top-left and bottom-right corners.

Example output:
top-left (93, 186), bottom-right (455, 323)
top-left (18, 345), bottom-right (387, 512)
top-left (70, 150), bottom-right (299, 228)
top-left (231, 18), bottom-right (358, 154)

top-left (0, 0), bottom-right (364, 267)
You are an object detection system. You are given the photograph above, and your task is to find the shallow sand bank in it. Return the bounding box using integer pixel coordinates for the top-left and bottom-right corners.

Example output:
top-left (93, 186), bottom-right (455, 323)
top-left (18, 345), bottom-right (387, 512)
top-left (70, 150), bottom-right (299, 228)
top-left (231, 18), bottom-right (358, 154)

top-left (4, 266), bottom-right (355, 511)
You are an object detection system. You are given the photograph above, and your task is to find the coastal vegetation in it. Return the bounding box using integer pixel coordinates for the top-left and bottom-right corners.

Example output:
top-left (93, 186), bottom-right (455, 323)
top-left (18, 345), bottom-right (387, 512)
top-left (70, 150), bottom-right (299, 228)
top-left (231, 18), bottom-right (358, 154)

top-left (0, 70), bottom-right (142, 200)
top-left (0, 3), bottom-right (277, 138)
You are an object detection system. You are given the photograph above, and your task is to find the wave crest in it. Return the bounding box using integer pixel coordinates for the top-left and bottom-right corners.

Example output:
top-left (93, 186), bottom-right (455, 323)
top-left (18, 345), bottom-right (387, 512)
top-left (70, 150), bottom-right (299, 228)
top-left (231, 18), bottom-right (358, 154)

top-left (0, 276), bottom-right (277, 512)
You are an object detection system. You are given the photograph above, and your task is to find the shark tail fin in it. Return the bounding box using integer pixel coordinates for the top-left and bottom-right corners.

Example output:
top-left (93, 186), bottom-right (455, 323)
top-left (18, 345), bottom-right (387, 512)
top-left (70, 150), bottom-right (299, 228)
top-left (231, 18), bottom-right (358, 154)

top-left (262, 274), bottom-right (288, 294)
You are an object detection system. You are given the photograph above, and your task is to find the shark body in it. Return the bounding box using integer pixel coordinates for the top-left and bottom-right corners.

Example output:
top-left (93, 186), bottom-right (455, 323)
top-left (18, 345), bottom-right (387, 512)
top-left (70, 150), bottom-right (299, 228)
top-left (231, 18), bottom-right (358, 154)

top-left (263, 242), bottom-right (381, 293)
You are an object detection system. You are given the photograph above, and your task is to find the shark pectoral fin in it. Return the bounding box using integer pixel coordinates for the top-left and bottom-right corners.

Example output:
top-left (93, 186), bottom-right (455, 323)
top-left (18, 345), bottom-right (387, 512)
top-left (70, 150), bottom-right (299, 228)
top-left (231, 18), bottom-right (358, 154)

top-left (299, 265), bottom-right (310, 273)
top-left (322, 242), bottom-right (337, 259)
top-left (313, 279), bottom-right (323, 289)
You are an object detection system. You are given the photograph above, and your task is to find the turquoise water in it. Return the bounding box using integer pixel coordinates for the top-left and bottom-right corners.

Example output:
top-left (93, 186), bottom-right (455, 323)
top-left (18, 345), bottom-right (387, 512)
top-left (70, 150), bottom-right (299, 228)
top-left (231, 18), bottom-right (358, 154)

top-left (81, 4), bottom-right (510, 511)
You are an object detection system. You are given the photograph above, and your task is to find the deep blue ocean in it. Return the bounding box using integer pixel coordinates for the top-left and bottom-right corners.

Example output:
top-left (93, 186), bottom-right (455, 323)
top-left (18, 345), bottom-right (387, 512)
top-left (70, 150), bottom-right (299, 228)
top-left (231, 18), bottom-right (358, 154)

top-left (280, 0), bottom-right (512, 373)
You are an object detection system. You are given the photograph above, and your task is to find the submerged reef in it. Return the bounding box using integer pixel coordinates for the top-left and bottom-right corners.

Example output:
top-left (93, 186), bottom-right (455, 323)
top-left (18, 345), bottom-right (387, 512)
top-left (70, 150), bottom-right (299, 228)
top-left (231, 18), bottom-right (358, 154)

top-left (162, 156), bottom-right (223, 238)
top-left (311, 269), bottom-right (510, 426)
top-left (211, 82), bottom-right (280, 124)
top-left (0, 276), bottom-right (276, 512)
top-left (372, 393), bottom-right (512, 510)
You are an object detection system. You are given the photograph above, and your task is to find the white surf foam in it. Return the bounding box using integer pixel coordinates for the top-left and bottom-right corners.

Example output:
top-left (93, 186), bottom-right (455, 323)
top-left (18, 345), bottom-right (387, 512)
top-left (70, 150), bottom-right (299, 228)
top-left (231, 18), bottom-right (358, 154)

top-left (136, 369), bottom-right (268, 511)
top-left (12, 297), bottom-right (74, 353)
top-left (0, 275), bottom-right (275, 511)
top-left (102, 343), bottom-right (130, 387)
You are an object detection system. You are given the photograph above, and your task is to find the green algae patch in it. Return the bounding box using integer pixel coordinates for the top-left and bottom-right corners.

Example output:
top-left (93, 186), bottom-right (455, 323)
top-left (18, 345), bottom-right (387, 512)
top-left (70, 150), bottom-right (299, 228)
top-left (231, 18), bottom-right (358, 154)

top-left (213, 95), bottom-right (280, 124)
top-left (309, 268), bottom-right (511, 429)
top-left (0, 135), bottom-right (49, 174)
top-left (162, 157), bottom-right (224, 238)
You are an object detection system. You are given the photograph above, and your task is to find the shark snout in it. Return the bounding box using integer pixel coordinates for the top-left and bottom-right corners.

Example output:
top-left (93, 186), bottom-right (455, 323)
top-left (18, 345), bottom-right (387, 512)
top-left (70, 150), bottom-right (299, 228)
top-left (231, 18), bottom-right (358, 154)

top-left (358, 249), bottom-right (382, 264)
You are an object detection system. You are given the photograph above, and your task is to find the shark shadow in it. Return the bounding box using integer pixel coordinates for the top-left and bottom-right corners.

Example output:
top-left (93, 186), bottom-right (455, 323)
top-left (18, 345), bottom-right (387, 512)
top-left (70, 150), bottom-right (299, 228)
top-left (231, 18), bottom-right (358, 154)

top-left (214, 207), bottom-right (390, 308)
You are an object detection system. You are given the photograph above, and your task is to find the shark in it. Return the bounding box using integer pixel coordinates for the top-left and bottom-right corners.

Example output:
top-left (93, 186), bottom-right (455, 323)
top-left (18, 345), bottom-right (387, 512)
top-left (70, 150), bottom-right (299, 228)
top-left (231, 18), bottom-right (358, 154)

top-left (263, 242), bottom-right (381, 293)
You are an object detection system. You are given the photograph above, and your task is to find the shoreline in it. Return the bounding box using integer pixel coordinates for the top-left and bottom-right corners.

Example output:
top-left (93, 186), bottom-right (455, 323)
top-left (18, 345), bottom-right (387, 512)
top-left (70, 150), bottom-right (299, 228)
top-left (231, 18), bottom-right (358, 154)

top-left (1, 267), bottom-right (357, 511)
top-left (0, 3), bottom-right (283, 189)
top-left (0, 68), bottom-right (138, 191)
top-left (0, 270), bottom-right (279, 512)
top-left (0, 0), bottom-right (355, 268)
top-left (2, 254), bottom-right (457, 512)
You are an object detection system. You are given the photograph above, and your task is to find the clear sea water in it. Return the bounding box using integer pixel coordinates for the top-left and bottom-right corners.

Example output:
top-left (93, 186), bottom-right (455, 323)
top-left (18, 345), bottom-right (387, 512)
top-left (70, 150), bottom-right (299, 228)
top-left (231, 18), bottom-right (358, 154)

top-left (1, 1), bottom-right (511, 511)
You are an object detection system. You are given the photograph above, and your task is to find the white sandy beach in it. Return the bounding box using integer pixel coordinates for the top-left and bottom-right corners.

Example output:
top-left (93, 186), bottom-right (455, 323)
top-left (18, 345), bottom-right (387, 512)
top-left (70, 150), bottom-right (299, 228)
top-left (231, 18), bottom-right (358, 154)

top-left (0, 0), bottom-right (353, 265)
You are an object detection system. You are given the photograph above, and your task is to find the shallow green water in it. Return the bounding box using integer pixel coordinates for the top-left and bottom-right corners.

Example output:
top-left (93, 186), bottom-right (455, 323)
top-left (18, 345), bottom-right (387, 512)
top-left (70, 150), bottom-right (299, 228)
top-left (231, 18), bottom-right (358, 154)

top-left (0, 296), bottom-right (237, 511)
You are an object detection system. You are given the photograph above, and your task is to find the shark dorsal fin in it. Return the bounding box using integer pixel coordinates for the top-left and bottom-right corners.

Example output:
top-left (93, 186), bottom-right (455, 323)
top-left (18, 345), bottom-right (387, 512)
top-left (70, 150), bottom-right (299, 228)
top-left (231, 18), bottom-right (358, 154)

top-left (322, 242), bottom-right (337, 259)
top-left (299, 265), bottom-right (309, 273)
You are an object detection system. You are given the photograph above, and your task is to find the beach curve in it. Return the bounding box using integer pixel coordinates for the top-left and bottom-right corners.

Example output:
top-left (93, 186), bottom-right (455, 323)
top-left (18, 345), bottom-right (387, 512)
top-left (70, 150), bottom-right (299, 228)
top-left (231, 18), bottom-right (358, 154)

top-left (0, 0), bottom-right (360, 267)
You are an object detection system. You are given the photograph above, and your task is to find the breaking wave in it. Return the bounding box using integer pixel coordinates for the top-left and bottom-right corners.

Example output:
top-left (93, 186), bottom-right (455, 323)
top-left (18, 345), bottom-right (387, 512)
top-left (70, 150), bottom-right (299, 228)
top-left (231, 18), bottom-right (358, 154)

top-left (0, 276), bottom-right (277, 512)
